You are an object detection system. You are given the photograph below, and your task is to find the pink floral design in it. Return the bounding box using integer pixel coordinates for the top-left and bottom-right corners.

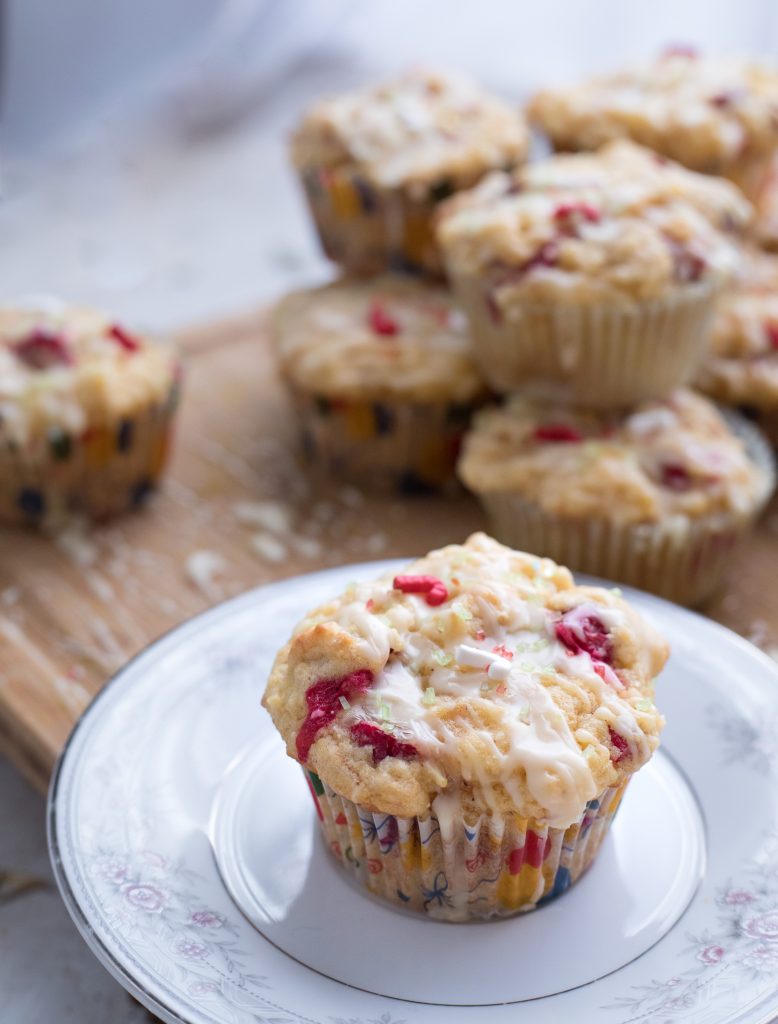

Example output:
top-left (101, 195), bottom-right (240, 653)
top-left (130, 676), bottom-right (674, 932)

top-left (142, 850), bottom-right (168, 869)
top-left (741, 911), bottom-right (778, 941)
top-left (190, 909), bottom-right (224, 929)
top-left (721, 888), bottom-right (755, 906)
top-left (745, 944), bottom-right (778, 967)
top-left (98, 857), bottom-right (129, 885)
top-left (697, 944), bottom-right (724, 965)
top-left (174, 935), bottom-right (210, 961)
top-left (121, 882), bottom-right (168, 913)
top-left (187, 979), bottom-right (219, 997)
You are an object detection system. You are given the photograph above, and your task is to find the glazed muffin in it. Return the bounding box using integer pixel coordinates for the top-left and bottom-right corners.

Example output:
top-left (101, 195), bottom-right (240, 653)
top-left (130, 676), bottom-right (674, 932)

top-left (458, 390), bottom-right (774, 606)
top-left (0, 302), bottom-right (180, 525)
top-left (528, 50), bottom-right (778, 200)
top-left (291, 68), bottom-right (529, 277)
top-left (262, 532), bottom-right (668, 921)
top-left (696, 248), bottom-right (778, 441)
top-left (517, 140), bottom-right (753, 236)
top-left (272, 275), bottom-right (487, 493)
top-left (436, 161), bottom-right (740, 406)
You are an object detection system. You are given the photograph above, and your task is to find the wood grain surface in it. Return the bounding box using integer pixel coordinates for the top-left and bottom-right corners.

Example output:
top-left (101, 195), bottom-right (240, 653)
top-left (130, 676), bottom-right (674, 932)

top-left (0, 310), bottom-right (776, 793)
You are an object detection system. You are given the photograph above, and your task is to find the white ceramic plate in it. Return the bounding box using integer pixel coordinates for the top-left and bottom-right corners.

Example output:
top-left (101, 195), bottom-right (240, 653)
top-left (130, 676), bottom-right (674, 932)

top-left (48, 562), bottom-right (778, 1024)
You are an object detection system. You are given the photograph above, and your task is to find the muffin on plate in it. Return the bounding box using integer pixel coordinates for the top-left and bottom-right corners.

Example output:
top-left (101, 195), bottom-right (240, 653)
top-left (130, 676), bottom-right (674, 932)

top-left (262, 532), bottom-right (668, 921)
top-left (436, 161), bottom-right (740, 406)
top-left (0, 302), bottom-right (180, 525)
top-left (458, 390), bottom-right (774, 607)
top-left (696, 248), bottom-right (778, 442)
top-left (291, 68), bottom-right (529, 277)
top-left (752, 154), bottom-right (778, 250)
top-left (528, 50), bottom-right (778, 200)
top-left (272, 275), bottom-right (487, 493)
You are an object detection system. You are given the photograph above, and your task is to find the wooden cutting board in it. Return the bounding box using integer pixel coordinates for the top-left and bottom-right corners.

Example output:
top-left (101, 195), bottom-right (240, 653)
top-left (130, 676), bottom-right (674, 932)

top-left (1, 309), bottom-right (776, 794)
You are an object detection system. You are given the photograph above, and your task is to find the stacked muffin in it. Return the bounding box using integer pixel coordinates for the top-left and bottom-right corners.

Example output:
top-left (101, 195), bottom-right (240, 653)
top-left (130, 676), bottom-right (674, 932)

top-left (274, 69), bottom-right (528, 493)
top-left (440, 142), bottom-right (774, 606)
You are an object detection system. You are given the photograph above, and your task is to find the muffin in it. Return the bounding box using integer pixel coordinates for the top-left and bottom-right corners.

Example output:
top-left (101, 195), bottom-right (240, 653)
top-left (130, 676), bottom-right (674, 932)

top-left (458, 390), bottom-right (774, 607)
top-left (517, 139), bottom-right (753, 236)
top-left (262, 532), bottom-right (668, 921)
top-left (291, 68), bottom-right (529, 277)
top-left (696, 248), bottom-right (778, 442)
top-left (0, 302), bottom-right (180, 525)
top-left (272, 275), bottom-right (487, 493)
top-left (528, 50), bottom-right (778, 200)
top-left (436, 159), bottom-right (740, 406)
top-left (752, 153), bottom-right (778, 250)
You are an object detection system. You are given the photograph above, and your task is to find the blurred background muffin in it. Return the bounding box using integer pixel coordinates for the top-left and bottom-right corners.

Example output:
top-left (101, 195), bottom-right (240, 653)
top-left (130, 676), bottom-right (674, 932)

top-left (291, 68), bottom-right (529, 277)
top-left (0, 302), bottom-right (180, 526)
top-left (528, 51), bottom-right (778, 200)
top-left (272, 275), bottom-right (487, 492)
top-left (458, 389), bottom-right (774, 605)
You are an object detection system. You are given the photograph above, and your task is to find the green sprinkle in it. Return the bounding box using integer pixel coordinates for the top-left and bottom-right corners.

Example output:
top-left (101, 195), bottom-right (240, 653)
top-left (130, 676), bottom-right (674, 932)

top-left (515, 642), bottom-right (528, 655)
top-left (422, 686), bottom-right (436, 705)
top-left (531, 638), bottom-right (548, 652)
top-left (520, 661), bottom-right (537, 673)
top-left (338, 696), bottom-right (351, 711)
top-left (454, 604), bottom-right (473, 622)
top-left (518, 704), bottom-right (530, 724)
top-left (433, 650), bottom-right (452, 666)
top-left (611, 587), bottom-right (623, 597)
top-left (379, 701), bottom-right (391, 720)
top-left (636, 697), bottom-right (653, 712)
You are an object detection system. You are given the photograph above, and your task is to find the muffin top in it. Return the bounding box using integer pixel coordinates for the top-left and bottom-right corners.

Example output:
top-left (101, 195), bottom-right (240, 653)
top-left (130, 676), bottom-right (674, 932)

top-left (697, 248), bottom-right (778, 407)
top-left (262, 533), bottom-right (668, 829)
top-left (436, 164), bottom-right (740, 302)
top-left (517, 140), bottom-right (753, 235)
top-left (0, 302), bottom-right (177, 444)
top-left (272, 276), bottom-right (485, 403)
top-left (528, 51), bottom-right (778, 171)
top-left (458, 390), bottom-right (770, 524)
top-left (290, 68), bottom-right (529, 195)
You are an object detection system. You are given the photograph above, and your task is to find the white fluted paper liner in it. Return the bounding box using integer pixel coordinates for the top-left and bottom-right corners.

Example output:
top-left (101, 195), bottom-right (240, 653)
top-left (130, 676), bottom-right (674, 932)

top-left (305, 767), bottom-right (628, 922)
top-left (291, 389), bottom-right (473, 494)
top-left (479, 411), bottom-right (775, 608)
top-left (451, 274), bottom-right (716, 408)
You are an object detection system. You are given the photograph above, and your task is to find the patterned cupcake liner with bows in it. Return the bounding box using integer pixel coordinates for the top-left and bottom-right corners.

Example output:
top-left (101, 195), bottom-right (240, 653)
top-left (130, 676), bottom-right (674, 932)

top-left (299, 165), bottom-right (447, 278)
top-left (450, 272), bottom-right (716, 409)
top-left (305, 768), bottom-right (628, 922)
top-left (292, 388), bottom-right (475, 495)
top-left (0, 380), bottom-right (180, 526)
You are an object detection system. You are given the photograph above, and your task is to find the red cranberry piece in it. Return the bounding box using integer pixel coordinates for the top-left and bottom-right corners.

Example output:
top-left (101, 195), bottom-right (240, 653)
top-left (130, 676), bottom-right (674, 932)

top-left (523, 240), bottom-right (559, 273)
top-left (485, 291), bottom-right (503, 325)
top-left (709, 90), bottom-right (744, 109)
top-left (533, 423), bottom-right (584, 443)
top-left (668, 242), bottom-right (707, 283)
top-left (296, 669), bottom-right (374, 762)
top-left (764, 321), bottom-right (778, 350)
top-left (108, 323), bottom-right (142, 352)
top-left (12, 328), bottom-right (74, 369)
top-left (393, 574), bottom-right (449, 606)
top-left (661, 44), bottom-right (698, 59)
top-left (367, 301), bottom-right (399, 336)
top-left (553, 201), bottom-right (601, 225)
top-left (608, 726), bottom-right (630, 763)
top-left (350, 721), bottom-right (418, 763)
top-left (556, 611), bottom-right (613, 665)
top-left (661, 462), bottom-right (693, 491)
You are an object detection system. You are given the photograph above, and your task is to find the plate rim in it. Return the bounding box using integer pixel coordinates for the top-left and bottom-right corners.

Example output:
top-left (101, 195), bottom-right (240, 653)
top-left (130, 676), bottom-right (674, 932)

top-left (46, 560), bottom-right (778, 1024)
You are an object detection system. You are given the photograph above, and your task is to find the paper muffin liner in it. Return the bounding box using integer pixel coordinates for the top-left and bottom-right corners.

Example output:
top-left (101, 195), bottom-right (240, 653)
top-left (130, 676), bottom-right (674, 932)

top-left (305, 768), bottom-right (629, 922)
top-left (298, 166), bottom-right (444, 278)
top-left (291, 388), bottom-right (475, 494)
top-left (477, 410), bottom-right (775, 607)
top-left (451, 273), bottom-right (716, 408)
top-left (0, 378), bottom-right (180, 526)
